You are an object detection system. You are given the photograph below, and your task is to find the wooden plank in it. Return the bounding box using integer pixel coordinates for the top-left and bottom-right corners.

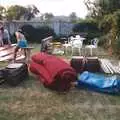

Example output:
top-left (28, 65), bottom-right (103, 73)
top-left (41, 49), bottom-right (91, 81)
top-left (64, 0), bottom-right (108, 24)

top-left (0, 44), bottom-right (16, 51)
top-left (0, 52), bottom-right (24, 62)
top-left (114, 66), bottom-right (120, 74)
top-left (100, 59), bottom-right (120, 74)
top-left (105, 59), bottom-right (119, 74)
top-left (7, 63), bottom-right (23, 68)
top-left (99, 59), bottom-right (106, 72)
top-left (22, 46), bottom-right (34, 49)
top-left (103, 59), bottom-right (114, 74)
top-left (99, 59), bottom-right (110, 73)
top-left (16, 55), bottom-right (25, 61)
top-left (107, 60), bottom-right (117, 73)
top-left (0, 48), bottom-right (14, 57)
top-left (0, 44), bottom-right (26, 62)
top-left (0, 46), bottom-right (8, 51)
top-left (11, 44), bottom-right (17, 47)
top-left (118, 68), bottom-right (120, 74)
top-left (0, 54), bottom-right (13, 61)
top-left (0, 44), bottom-right (32, 62)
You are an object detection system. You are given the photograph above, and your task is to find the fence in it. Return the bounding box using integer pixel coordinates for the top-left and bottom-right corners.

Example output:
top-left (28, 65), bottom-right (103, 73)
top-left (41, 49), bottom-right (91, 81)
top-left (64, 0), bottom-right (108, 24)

top-left (4, 20), bottom-right (74, 36)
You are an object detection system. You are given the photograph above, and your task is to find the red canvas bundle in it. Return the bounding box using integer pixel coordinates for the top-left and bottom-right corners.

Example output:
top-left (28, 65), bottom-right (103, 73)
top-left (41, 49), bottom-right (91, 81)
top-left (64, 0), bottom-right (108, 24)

top-left (29, 52), bottom-right (76, 91)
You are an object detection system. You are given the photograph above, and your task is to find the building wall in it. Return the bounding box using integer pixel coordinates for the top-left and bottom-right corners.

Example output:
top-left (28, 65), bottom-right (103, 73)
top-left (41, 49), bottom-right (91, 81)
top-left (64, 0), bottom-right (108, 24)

top-left (4, 21), bottom-right (74, 36)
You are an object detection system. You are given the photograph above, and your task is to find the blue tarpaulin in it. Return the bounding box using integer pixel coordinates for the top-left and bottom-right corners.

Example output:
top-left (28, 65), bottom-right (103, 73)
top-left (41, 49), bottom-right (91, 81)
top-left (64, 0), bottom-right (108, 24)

top-left (77, 71), bottom-right (120, 94)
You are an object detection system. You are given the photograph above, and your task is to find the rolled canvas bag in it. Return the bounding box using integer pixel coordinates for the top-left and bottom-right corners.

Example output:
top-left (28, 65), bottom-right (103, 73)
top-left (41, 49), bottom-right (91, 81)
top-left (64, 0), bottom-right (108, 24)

top-left (30, 52), bottom-right (77, 92)
top-left (77, 71), bottom-right (120, 94)
top-left (3, 63), bottom-right (28, 86)
top-left (70, 56), bottom-right (101, 73)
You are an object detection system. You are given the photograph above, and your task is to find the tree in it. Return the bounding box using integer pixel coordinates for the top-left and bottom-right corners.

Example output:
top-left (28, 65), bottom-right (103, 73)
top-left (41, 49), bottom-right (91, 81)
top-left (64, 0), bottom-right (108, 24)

top-left (24, 5), bottom-right (40, 20)
top-left (0, 5), bottom-right (6, 20)
top-left (73, 18), bottom-right (101, 44)
top-left (41, 13), bottom-right (54, 21)
top-left (84, 0), bottom-right (120, 19)
top-left (69, 12), bottom-right (77, 22)
top-left (6, 5), bottom-right (26, 20)
top-left (84, 0), bottom-right (120, 56)
top-left (5, 4), bottom-right (39, 21)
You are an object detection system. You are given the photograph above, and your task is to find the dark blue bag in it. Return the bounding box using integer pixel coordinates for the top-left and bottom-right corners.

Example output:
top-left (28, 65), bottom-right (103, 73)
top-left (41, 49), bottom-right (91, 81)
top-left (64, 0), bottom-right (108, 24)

top-left (77, 71), bottom-right (120, 94)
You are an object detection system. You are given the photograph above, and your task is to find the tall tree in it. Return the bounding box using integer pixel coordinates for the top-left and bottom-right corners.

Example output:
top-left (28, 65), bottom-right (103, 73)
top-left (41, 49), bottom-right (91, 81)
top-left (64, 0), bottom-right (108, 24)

top-left (5, 5), bottom-right (39, 21)
top-left (6, 5), bottom-right (26, 20)
top-left (41, 13), bottom-right (54, 21)
top-left (84, 0), bottom-right (120, 55)
top-left (0, 5), bottom-right (6, 20)
top-left (24, 5), bottom-right (40, 20)
top-left (69, 12), bottom-right (77, 22)
top-left (84, 0), bottom-right (120, 18)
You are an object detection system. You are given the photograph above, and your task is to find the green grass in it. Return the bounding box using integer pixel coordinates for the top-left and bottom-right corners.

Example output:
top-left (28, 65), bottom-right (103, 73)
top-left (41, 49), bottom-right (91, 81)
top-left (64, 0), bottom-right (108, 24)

top-left (0, 44), bottom-right (120, 120)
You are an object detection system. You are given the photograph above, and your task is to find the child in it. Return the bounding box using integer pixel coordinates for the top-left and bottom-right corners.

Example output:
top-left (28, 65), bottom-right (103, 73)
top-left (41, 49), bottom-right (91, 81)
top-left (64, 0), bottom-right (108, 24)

top-left (13, 29), bottom-right (28, 62)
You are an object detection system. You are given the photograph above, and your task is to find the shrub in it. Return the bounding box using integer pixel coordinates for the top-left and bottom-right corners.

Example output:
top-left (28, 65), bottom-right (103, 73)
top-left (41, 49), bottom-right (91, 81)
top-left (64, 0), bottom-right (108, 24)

top-left (20, 24), bottom-right (56, 43)
top-left (72, 20), bottom-right (101, 44)
top-left (35, 26), bottom-right (56, 43)
top-left (21, 24), bottom-right (37, 42)
top-left (10, 33), bottom-right (16, 43)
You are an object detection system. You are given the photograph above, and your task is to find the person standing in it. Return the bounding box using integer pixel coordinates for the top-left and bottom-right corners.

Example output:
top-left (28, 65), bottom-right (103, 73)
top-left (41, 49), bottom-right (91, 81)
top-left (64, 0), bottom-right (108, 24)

top-left (3, 28), bottom-right (11, 45)
top-left (13, 29), bottom-right (28, 62)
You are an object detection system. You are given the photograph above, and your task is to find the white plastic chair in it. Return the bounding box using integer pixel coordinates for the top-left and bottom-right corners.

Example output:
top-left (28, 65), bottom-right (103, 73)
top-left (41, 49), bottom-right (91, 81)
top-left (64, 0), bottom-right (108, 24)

top-left (63, 35), bottom-right (84, 56)
top-left (85, 38), bottom-right (99, 56)
top-left (63, 37), bottom-right (73, 55)
top-left (70, 35), bottom-right (84, 56)
top-left (71, 39), bottom-right (83, 56)
top-left (75, 35), bottom-right (80, 39)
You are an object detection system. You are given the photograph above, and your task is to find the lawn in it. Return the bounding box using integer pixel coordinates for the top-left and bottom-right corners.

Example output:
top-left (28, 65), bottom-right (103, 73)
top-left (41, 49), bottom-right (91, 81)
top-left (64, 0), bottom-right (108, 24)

top-left (0, 44), bottom-right (120, 120)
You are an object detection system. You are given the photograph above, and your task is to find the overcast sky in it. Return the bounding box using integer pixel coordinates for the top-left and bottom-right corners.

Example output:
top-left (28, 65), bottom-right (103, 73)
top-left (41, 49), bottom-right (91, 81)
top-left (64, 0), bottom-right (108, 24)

top-left (1, 0), bottom-right (88, 18)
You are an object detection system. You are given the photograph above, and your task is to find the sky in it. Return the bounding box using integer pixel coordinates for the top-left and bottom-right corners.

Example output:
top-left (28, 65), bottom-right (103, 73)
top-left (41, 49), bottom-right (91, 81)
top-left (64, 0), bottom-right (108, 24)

top-left (1, 0), bottom-right (88, 18)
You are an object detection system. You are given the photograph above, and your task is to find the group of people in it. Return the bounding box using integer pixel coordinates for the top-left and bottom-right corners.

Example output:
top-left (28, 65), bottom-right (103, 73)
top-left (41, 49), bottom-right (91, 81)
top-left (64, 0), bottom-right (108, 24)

top-left (0, 22), bottom-right (28, 62)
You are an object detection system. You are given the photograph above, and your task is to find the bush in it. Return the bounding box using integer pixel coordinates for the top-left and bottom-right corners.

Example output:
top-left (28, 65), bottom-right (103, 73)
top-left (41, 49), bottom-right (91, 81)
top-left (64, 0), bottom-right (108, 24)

top-left (10, 24), bottom-right (36, 43)
top-left (35, 26), bottom-right (56, 43)
top-left (98, 35), bottom-right (108, 48)
top-left (21, 24), bottom-right (36, 42)
top-left (10, 33), bottom-right (16, 44)
top-left (20, 24), bottom-right (56, 43)
top-left (72, 20), bottom-right (101, 44)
